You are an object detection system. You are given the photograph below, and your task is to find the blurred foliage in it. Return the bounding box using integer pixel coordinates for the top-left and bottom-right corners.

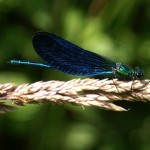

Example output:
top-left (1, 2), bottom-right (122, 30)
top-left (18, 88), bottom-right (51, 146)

top-left (0, 0), bottom-right (150, 150)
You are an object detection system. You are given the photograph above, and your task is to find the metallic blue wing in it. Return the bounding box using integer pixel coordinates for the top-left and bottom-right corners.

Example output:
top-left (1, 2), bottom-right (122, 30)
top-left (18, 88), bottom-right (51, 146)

top-left (32, 32), bottom-right (116, 76)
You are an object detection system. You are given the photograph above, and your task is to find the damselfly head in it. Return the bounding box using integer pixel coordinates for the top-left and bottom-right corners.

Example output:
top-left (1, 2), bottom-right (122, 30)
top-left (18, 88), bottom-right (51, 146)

top-left (134, 67), bottom-right (143, 79)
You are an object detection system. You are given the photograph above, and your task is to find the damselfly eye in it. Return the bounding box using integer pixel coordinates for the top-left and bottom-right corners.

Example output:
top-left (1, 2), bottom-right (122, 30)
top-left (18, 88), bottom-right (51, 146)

top-left (136, 73), bottom-right (143, 79)
top-left (135, 67), bottom-right (143, 79)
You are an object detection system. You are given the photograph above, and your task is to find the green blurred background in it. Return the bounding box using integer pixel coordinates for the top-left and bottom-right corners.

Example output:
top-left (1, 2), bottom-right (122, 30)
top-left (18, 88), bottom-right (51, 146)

top-left (0, 0), bottom-right (150, 150)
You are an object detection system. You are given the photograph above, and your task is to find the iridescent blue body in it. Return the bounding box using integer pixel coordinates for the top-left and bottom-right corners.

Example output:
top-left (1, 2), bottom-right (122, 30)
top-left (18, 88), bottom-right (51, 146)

top-left (9, 32), bottom-right (143, 80)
